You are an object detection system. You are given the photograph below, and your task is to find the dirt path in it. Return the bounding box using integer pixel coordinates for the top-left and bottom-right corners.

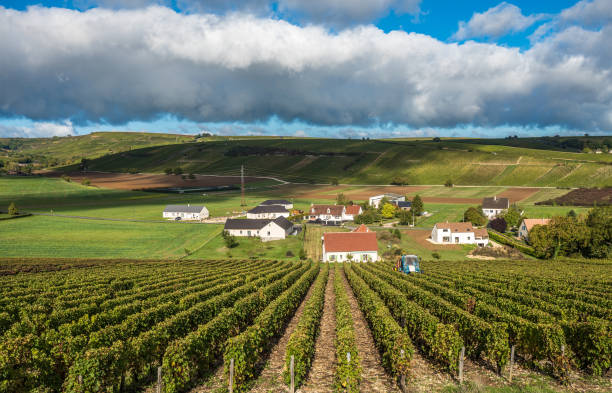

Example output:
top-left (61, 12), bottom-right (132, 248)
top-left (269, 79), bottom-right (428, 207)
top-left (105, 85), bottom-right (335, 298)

top-left (340, 268), bottom-right (400, 393)
top-left (300, 267), bottom-right (336, 393)
top-left (406, 351), bottom-right (453, 393)
top-left (247, 268), bottom-right (324, 393)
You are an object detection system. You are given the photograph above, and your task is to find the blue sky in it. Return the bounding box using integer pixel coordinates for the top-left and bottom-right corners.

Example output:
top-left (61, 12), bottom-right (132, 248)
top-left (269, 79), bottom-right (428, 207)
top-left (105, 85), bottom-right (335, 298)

top-left (0, 0), bottom-right (610, 138)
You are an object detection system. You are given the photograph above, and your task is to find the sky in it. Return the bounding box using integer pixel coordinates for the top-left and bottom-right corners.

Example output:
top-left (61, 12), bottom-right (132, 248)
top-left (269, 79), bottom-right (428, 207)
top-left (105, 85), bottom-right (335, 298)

top-left (0, 0), bottom-right (611, 138)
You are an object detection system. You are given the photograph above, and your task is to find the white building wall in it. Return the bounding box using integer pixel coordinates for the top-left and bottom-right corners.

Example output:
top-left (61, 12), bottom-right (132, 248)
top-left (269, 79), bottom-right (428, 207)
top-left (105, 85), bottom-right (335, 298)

top-left (226, 222), bottom-right (288, 240)
top-left (163, 208), bottom-right (208, 220)
top-left (246, 211), bottom-right (290, 219)
top-left (323, 251), bottom-right (378, 262)
top-left (431, 226), bottom-right (479, 244)
top-left (483, 208), bottom-right (504, 219)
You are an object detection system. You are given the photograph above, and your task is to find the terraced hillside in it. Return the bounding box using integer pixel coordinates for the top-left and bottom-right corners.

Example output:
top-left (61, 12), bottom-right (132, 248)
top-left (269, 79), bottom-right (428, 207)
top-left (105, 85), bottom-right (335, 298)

top-left (53, 137), bottom-right (612, 187)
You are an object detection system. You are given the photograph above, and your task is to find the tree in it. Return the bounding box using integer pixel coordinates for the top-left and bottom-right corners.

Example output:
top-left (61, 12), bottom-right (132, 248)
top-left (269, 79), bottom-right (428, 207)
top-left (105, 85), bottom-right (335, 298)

top-left (567, 209), bottom-right (577, 218)
top-left (433, 137), bottom-right (441, 142)
top-left (503, 204), bottom-right (523, 228)
top-left (222, 231), bottom-right (238, 248)
top-left (355, 209), bottom-right (380, 224)
top-left (377, 197), bottom-right (390, 212)
top-left (8, 202), bottom-right (18, 216)
top-left (336, 193), bottom-right (348, 205)
top-left (464, 206), bottom-right (487, 226)
top-left (79, 158), bottom-right (90, 172)
top-left (489, 217), bottom-right (507, 233)
top-left (164, 168), bottom-right (173, 175)
top-left (346, 253), bottom-right (354, 261)
top-left (585, 206), bottom-right (612, 258)
top-left (393, 228), bottom-right (402, 240)
top-left (188, 173), bottom-right (196, 180)
top-left (398, 209), bottom-right (412, 225)
top-left (445, 179), bottom-right (453, 187)
top-left (331, 177), bottom-right (339, 186)
top-left (173, 167), bottom-right (183, 175)
top-left (381, 203), bottom-right (396, 219)
top-left (411, 195), bottom-right (424, 216)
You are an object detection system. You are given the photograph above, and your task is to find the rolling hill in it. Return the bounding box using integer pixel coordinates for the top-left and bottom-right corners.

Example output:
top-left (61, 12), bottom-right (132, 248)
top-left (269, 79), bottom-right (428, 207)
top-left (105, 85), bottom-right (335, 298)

top-left (2, 133), bottom-right (612, 187)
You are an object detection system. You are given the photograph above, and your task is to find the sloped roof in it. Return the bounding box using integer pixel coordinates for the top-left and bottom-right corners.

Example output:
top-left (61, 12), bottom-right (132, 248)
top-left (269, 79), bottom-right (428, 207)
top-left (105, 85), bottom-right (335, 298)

top-left (352, 224), bottom-right (370, 233)
top-left (273, 216), bottom-right (294, 230)
top-left (473, 228), bottom-right (489, 239)
top-left (224, 218), bottom-right (271, 230)
top-left (324, 232), bottom-right (378, 252)
top-left (395, 201), bottom-right (412, 208)
top-left (435, 222), bottom-right (474, 232)
top-left (260, 199), bottom-right (292, 206)
top-left (248, 205), bottom-right (288, 214)
top-left (163, 205), bottom-right (207, 213)
top-left (521, 218), bottom-right (551, 232)
top-left (371, 193), bottom-right (404, 200)
top-left (310, 204), bottom-right (344, 216)
top-left (345, 205), bottom-right (362, 215)
top-left (482, 197), bottom-right (510, 210)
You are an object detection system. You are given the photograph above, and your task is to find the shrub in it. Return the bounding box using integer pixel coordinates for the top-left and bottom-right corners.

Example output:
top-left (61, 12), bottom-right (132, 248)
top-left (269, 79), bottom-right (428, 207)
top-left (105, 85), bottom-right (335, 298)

top-left (299, 248), bottom-right (307, 260)
top-left (431, 252), bottom-right (440, 260)
top-left (81, 177), bottom-right (91, 186)
top-left (286, 250), bottom-right (294, 257)
top-left (464, 206), bottom-right (487, 226)
top-left (188, 173), bottom-right (196, 180)
top-left (444, 179), bottom-right (453, 187)
top-left (173, 167), bottom-right (183, 175)
top-left (8, 202), bottom-right (18, 216)
top-left (164, 168), bottom-right (173, 175)
top-left (61, 174), bottom-right (71, 182)
top-left (489, 217), bottom-right (507, 233)
top-left (222, 231), bottom-right (238, 248)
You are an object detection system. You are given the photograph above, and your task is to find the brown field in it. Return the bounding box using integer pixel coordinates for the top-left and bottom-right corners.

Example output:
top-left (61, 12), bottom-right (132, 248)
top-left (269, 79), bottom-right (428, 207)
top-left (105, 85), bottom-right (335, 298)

top-left (403, 229), bottom-right (461, 250)
top-left (498, 187), bottom-right (541, 203)
top-left (294, 185), bottom-right (431, 201)
top-left (536, 187), bottom-right (612, 206)
top-left (44, 172), bottom-right (262, 190)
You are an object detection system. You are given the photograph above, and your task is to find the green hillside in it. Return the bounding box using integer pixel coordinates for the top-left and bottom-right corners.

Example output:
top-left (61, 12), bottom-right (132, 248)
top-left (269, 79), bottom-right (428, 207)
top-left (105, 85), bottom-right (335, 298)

top-left (2, 133), bottom-right (612, 186)
top-left (63, 137), bottom-right (612, 187)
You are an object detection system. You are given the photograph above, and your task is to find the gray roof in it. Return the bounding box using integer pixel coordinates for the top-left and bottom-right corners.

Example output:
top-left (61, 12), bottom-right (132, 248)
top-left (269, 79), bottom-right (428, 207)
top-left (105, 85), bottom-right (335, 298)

top-left (224, 217), bottom-right (294, 231)
top-left (248, 205), bottom-right (288, 214)
top-left (482, 197), bottom-right (510, 209)
top-left (273, 216), bottom-right (294, 230)
top-left (163, 205), bottom-right (206, 213)
top-left (260, 199), bottom-right (292, 206)
top-left (224, 219), bottom-right (271, 230)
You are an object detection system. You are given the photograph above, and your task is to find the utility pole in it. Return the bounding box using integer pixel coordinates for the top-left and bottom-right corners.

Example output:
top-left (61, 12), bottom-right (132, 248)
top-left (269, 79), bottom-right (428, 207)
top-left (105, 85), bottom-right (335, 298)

top-left (241, 164), bottom-right (246, 206)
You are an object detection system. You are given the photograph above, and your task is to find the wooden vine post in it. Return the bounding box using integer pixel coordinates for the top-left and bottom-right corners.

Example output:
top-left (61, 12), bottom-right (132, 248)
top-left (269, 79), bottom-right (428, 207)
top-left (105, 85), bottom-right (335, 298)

top-left (290, 355), bottom-right (295, 393)
top-left (157, 366), bottom-right (162, 393)
top-left (229, 358), bottom-right (234, 393)
top-left (458, 346), bottom-right (465, 384)
top-left (509, 345), bottom-right (515, 382)
top-left (347, 352), bottom-right (351, 391)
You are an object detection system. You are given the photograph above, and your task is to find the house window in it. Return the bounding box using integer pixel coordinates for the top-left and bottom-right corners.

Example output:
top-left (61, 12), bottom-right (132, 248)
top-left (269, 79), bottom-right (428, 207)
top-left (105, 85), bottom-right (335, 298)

top-left (247, 230), bottom-right (251, 236)
top-left (443, 236), bottom-right (450, 242)
top-left (454, 237), bottom-right (459, 243)
top-left (330, 255), bottom-right (336, 261)
top-left (267, 231), bottom-right (270, 236)
top-left (467, 236), bottom-right (470, 240)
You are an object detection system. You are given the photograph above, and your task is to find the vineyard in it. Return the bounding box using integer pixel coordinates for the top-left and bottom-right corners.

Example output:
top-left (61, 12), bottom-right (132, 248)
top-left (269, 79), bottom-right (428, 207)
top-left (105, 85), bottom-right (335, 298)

top-left (0, 258), bottom-right (610, 393)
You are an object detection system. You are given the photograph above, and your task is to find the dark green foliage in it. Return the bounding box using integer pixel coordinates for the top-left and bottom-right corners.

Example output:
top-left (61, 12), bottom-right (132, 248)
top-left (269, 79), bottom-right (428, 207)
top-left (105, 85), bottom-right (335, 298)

top-left (503, 204), bottom-right (524, 228)
top-left (445, 179), bottom-right (453, 187)
top-left (411, 195), bottom-right (424, 216)
top-left (172, 167), bottom-right (183, 175)
top-left (223, 230), bottom-right (239, 248)
top-left (398, 209), bottom-right (412, 225)
top-left (7, 202), bottom-right (18, 216)
top-left (489, 217), bottom-right (507, 233)
top-left (464, 207), bottom-right (487, 226)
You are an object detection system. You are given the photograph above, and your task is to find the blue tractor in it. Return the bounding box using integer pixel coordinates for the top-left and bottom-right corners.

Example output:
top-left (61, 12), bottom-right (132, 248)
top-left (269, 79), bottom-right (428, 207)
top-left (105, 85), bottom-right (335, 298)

top-left (394, 254), bottom-right (422, 274)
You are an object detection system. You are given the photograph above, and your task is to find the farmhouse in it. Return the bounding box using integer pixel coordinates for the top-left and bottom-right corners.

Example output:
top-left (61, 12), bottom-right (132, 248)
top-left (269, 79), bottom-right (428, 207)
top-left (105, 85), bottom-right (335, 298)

top-left (224, 216), bottom-right (294, 241)
top-left (482, 196), bottom-right (510, 218)
top-left (431, 222), bottom-right (489, 246)
top-left (260, 199), bottom-right (293, 209)
top-left (518, 218), bottom-right (551, 240)
top-left (308, 204), bottom-right (346, 225)
top-left (246, 205), bottom-right (290, 219)
top-left (163, 205), bottom-right (209, 221)
top-left (322, 227), bottom-right (379, 262)
top-left (342, 205), bottom-right (363, 221)
top-left (369, 193), bottom-right (405, 208)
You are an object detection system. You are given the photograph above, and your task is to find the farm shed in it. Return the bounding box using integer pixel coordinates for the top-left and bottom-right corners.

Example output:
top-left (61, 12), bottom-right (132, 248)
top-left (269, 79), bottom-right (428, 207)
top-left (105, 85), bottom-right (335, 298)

top-left (259, 199), bottom-right (294, 209)
top-left (163, 205), bottom-right (209, 221)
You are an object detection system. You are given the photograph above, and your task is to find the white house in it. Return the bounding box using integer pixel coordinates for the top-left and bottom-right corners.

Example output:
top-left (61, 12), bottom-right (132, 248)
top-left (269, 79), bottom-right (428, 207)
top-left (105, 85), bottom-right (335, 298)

top-left (260, 199), bottom-right (294, 210)
top-left (342, 205), bottom-right (363, 221)
top-left (246, 205), bottom-right (290, 219)
top-left (369, 193), bottom-right (405, 208)
top-left (224, 216), bottom-right (294, 241)
top-left (482, 196), bottom-right (510, 219)
top-left (431, 222), bottom-right (489, 247)
top-left (163, 205), bottom-right (209, 221)
top-left (518, 218), bottom-right (551, 241)
top-left (322, 228), bottom-right (379, 262)
top-left (308, 204), bottom-right (346, 225)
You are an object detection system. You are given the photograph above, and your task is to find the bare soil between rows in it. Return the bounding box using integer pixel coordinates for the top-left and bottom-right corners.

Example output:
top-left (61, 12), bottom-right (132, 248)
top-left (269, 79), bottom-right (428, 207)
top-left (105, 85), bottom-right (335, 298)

top-left (43, 171), bottom-right (262, 190)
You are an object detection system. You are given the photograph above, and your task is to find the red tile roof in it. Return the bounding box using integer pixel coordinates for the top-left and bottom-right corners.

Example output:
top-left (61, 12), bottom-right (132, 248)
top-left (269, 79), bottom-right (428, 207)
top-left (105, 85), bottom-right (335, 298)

top-left (521, 218), bottom-right (551, 232)
top-left (352, 224), bottom-right (370, 233)
top-left (435, 222), bottom-right (474, 232)
top-left (473, 228), bottom-right (489, 238)
top-left (310, 204), bottom-right (344, 216)
top-left (345, 205), bottom-right (362, 215)
top-left (324, 232), bottom-right (378, 252)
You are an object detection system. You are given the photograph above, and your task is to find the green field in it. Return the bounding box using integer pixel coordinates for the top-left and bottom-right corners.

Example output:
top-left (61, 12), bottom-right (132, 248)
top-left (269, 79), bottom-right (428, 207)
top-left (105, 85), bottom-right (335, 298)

top-left (0, 215), bottom-right (221, 258)
top-left (186, 232), bottom-right (303, 260)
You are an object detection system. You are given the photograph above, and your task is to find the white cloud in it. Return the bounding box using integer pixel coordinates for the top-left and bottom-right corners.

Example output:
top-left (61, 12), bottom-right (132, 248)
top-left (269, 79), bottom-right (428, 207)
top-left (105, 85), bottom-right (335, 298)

top-left (0, 6), bottom-right (610, 133)
top-left (452, 2), bottom-right (545, 41)
top-left (293, 130), bottom-right (307, 137)
top-left (560, 0), bottom-right (612, 28)
top-left (0, 120), bottom-right (74, 138)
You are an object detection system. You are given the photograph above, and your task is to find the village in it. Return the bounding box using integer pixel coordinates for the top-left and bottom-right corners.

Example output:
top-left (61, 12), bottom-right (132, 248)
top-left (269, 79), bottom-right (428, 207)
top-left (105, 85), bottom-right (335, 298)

top-left (161, 191), bottom-right (548, 262)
